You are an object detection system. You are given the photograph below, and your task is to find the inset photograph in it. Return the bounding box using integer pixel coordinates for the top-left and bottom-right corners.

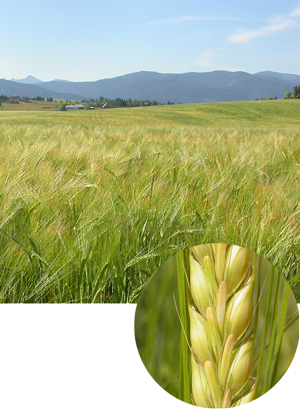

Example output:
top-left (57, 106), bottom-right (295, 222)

top-left (135, 244), bottom-right (299, 407)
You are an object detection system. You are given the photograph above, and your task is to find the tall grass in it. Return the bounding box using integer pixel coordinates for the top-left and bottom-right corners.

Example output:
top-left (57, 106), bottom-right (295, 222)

top-left (0, 101), bottom-right (300, 302)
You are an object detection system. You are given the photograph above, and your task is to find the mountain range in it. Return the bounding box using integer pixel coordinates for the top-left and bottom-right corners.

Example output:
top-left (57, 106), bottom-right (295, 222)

top-left (10, 75), bottom-right (43, 85)
top-left (1, 70), bottom-right (299, 103)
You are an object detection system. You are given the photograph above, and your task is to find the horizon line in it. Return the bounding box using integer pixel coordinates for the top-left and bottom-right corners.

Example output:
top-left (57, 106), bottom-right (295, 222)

top-left (2, 69), bottom-right (300, 83)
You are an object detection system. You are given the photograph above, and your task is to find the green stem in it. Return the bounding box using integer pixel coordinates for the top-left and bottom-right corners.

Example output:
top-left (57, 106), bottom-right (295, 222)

top-left (253, 253), bottom-right (260, 337)
top-left (254, 307), bottom-right (299, 363)
top-left (255, 264), bottom-right (275, 389)
top-left (262, 269), bottom-right (282, 394)
top-left (176, 249), bottom-right (191, 403)
top-left (284, 309), bottom-right (299, 333)
top-left (271, 281), bottom-right (290, 387)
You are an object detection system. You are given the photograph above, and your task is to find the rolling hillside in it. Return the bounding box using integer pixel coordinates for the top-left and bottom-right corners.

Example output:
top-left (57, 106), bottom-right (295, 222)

top-left (0, 79), bottom-right (83, 101)
top-left (255, 71), bottom-right (300, 84)
top-left (40, 71), bottom-right (295, 102)
top-left (1, 70), bottom-right (298, 103)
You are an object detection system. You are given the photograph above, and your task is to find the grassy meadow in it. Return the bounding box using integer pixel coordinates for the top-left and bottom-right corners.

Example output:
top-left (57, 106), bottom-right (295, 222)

top-left (0, 100), bottom-right (300, 303)
top-left (0, 100), bottom-right (58, 111)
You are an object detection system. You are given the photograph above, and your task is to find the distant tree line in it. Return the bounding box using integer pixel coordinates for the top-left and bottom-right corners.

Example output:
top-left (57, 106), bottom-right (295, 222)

top-left (0, 94), bottom-right (174, 110)
top-left (284, 86), bottom-right (300, 99)
top-left (81, 96), bottom-right (173, 108)
top-left (256, 96), bottom-right (278, 101)
top-left (0, 94), bottom-right (53, 103)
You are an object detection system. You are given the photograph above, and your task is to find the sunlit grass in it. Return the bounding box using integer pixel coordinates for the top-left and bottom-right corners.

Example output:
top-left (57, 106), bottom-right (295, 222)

top-left (0, 100), bottom-right (300, 302)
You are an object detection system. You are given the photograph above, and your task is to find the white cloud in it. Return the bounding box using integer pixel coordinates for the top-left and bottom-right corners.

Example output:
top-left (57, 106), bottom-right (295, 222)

top-left (229, 20), bottom-right (298, 43)
top-left (144, 15), bottom-right (240, 27)
top-left (228, 7), bottom-right (300, 43)
top-left (290, 7), bottom-right (300, 18)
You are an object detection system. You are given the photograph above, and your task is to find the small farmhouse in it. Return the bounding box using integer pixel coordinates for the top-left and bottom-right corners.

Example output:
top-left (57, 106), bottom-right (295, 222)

top-left (102, 103), bottom-right (110, 109)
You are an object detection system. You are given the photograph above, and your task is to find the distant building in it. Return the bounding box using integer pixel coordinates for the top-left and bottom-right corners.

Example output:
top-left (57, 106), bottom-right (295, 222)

top-left (66, 104), bottom-right (84, 110)
top-left (102, 103), bottom-right (110, 109)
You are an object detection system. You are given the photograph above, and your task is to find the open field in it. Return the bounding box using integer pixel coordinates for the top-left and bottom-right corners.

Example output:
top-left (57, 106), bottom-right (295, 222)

top-left (0, 100), bottom-right (300, 302)
top-left (0, 100), bottom-right (58, 111)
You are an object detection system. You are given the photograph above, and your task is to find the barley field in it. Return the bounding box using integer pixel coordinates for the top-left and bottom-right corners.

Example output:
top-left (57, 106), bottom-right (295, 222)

top-left (0, 100), bottom-right (299, 303)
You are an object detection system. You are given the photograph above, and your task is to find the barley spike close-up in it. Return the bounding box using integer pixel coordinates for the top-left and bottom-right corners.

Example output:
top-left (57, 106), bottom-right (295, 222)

top-left (188, 244), bottom-right (256, 408)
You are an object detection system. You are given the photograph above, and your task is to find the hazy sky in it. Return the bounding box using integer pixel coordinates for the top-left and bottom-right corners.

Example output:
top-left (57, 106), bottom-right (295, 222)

top-left (1, 0), bottom-right (300, 81)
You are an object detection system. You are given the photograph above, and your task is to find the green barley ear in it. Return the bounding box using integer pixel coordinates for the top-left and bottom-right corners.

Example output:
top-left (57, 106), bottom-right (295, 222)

top-left (191, 245), bottom-right (209, 266)
top-left (206, 307), bottom-right (222, 361)
top-left (233, 384), bottom-right (257, 406)
top-left (187, 244), bottom-right (257, 408)
top-left (190, 254), bottom-right (211, 315)
top-left (220, 334), bottom-right (235, 388)
top-left (205, 360), bottom-right (221, 408)
top-left (225, 274), bottom-right (254, 342)
top-left (222, 389), bottom-right (233, 408)
top-left (203, 255), bottom-right (218, 297)
top-left (213, 243), bottom-right (227, 284)
top-left (189, 306), bottom-right (210, 365)
top-left (227, 333), bottom-right (254, 396)
top-left (225, 245), bottom-right (251, 293)
top-left (217, 280), bottom-right (228, 333)
top-left (191, 355), bottom-right (211, 408)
